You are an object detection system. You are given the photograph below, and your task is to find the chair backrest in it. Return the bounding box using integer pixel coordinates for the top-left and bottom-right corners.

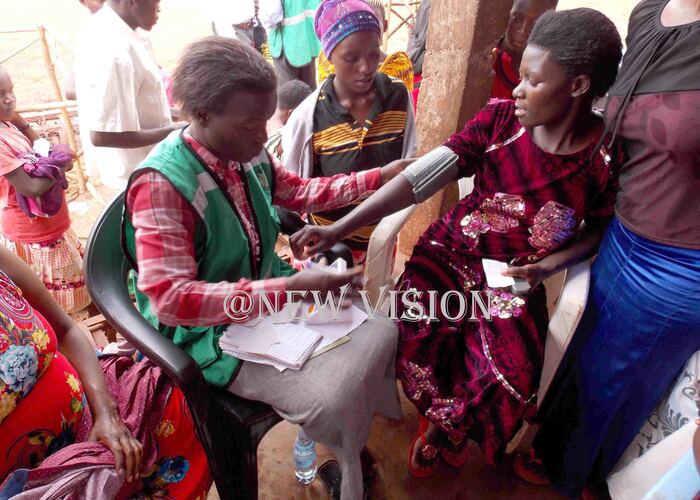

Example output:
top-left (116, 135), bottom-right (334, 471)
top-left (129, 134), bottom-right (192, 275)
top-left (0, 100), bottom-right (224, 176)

top-left (83, 192), bottom-right (209, 413)
top-left (364, 204), bottom-right (417, 305)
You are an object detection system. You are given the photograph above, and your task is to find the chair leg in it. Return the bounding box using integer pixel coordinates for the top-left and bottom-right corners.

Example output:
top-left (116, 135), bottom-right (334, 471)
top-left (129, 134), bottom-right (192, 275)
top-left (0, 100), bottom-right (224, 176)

top-left (205, 419), bottom-right (260, 500)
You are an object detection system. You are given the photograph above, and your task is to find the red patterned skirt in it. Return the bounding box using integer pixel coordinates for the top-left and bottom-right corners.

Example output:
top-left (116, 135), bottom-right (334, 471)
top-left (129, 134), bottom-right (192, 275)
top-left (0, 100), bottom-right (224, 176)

top-left (396, 243), bottom-right (548, 465)
top-left (0, 355), bottom-right (211, 498)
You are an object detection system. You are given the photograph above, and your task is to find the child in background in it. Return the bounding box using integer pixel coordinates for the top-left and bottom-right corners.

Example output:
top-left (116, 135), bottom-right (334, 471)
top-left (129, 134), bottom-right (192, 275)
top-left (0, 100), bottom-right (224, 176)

top-left (0, 66), bottom-right (90, 314)
top-left (265, 80), bottom-right (312, 162)
top-left (490, 0), bottom-right (558, 99)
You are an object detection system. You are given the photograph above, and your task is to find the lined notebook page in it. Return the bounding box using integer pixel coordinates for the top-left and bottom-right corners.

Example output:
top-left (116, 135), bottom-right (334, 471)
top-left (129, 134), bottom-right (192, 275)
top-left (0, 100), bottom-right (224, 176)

top-left (265, 323), bottom-right (321, 369)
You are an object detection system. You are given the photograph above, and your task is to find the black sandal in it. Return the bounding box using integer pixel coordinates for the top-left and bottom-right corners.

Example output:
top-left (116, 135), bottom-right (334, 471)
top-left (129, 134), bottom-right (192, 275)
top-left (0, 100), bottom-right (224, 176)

top-left (318, 456), bottom-right (375, 500)
top-left (318, 459), bottom-right (342, 500)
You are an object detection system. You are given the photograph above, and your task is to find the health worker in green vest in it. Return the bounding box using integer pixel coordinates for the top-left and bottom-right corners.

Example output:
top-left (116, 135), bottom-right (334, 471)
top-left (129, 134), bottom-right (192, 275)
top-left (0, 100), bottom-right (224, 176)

top-left (123, 37), bottom-right (409, 500)
top-left (266, 0), bottom-right (321, 89)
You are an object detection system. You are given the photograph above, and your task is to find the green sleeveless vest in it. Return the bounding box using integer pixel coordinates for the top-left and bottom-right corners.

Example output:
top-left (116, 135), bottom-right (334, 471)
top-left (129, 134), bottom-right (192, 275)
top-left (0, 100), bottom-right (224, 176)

top-left (122, 131), bottom-right (295, 387)
top-left (269, 0), bottom-right (321, 67)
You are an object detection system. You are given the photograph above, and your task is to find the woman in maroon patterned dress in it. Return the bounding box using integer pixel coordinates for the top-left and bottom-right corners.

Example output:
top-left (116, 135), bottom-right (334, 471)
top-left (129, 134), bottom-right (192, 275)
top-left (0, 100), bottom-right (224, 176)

top-left (291, 8), bottom-right (624, 476)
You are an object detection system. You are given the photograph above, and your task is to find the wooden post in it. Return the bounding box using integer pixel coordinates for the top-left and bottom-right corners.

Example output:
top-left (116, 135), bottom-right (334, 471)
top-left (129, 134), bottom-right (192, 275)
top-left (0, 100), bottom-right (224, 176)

top-left (383, 0), bottom-right (394, 50)
top-left (399, 0), bottom-right (513, 254)
top-left (37, 26), bottom-right (87, 193)
top-left (383, 0), bottom-right (419, 50)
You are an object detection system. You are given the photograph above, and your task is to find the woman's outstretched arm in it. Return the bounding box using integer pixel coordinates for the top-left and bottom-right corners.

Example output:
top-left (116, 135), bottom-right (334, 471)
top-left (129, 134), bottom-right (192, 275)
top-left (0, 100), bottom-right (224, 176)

top-left (0, 246), bottom-right (143, 482)
top-left (291, 146), bottom-right (460, 259)
top-left (290, 172), bottom-right (416, 259)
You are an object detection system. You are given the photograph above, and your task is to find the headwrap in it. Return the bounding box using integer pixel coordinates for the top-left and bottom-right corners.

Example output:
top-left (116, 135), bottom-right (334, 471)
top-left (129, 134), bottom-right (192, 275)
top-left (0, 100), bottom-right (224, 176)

top-left (364, 0), bottom-right (386, 28)
top-left (314, 0), bottom-right (382, 57)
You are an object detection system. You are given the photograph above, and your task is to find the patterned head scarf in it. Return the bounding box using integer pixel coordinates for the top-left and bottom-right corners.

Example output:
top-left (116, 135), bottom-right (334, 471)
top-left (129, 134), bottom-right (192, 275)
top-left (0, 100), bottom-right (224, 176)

top-left (365, 0), bottom-right (386, 28)
top-left (314, 0), bottom-right (382, 57)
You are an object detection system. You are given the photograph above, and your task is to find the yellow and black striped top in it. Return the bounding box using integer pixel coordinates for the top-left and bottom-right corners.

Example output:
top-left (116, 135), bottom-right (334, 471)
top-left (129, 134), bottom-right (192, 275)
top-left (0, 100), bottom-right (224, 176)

top-left (310, 73), bottom-right (410, 251)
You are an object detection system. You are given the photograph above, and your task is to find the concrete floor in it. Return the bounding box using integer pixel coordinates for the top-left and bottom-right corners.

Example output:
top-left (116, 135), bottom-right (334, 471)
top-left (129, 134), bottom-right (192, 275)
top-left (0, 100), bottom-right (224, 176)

top-left (208, 384), bottom-right (566, 500)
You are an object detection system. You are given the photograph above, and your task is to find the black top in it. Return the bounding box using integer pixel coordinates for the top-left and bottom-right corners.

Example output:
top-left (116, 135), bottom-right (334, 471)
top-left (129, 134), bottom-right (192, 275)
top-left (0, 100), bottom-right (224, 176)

top-left (605, 0), bottom-right (700, 249)
top-left (310, 73), bottom-right (410, 250)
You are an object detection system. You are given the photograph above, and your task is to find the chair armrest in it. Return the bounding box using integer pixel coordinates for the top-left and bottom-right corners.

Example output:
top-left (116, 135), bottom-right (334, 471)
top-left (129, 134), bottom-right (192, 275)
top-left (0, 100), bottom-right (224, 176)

top-left (363, 205), bottom-right (416, 304)
top-left (85, 259), bottom-right (210, 416)
top-left (536, 258), bottom-right (592, 405)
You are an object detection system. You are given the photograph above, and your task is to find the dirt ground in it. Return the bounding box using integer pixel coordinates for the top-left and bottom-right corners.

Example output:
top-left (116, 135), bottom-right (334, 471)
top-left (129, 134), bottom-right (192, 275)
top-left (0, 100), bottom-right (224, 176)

top-left (0, 0), bottom-right (639, 244)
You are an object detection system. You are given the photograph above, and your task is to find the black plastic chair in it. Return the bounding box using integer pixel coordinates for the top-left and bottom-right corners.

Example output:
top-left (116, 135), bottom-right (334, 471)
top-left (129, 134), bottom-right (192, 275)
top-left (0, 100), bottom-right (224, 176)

top-left (274, 206), bottom-right (354, 266)
top-left (84, 192), bottom-right (281, 500)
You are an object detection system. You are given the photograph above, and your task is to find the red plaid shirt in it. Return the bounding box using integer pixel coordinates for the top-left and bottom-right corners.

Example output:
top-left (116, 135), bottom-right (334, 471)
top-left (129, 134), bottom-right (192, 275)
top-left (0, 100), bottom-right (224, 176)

top-left (126, 133), bottom-right (381, 327)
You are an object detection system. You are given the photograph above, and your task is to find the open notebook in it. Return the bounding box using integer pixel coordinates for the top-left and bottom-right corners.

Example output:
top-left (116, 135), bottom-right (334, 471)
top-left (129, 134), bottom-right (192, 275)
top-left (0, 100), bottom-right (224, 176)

top-left (220, 304), bottom-right (368, 371)
top-left (220, 320), bottom-right (322, 371)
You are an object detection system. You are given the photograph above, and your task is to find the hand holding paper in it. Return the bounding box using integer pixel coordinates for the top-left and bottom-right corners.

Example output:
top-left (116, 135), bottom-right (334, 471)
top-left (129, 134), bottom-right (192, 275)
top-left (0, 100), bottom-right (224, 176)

top-left (482, 259), bottom-right (516, 288)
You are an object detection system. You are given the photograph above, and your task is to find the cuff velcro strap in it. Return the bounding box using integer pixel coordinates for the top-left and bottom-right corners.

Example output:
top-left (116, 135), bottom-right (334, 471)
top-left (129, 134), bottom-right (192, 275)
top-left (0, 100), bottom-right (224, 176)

top-left (399, 146), bottom-right (459, 203)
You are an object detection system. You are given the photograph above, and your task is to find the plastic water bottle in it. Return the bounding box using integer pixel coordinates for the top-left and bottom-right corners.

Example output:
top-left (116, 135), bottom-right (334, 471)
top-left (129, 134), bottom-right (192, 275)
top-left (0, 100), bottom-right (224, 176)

top-left (293, 428), bottom-right (318, 484)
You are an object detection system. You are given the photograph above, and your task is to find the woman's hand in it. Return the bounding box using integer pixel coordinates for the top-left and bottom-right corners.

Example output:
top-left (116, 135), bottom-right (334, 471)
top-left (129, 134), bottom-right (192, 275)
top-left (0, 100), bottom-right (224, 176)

top-left (290, 225), bottom-right (341, 260)
top-left (89, 410), bottom-right (143, 483)
top-left (379, 158), bottom-right (416, 185)
top-left (62, 148), bottom-right (77, 172)
top-left (287, 265), bottom-right (364, 297)
top-left (501, 261), bottom-right (554, 289)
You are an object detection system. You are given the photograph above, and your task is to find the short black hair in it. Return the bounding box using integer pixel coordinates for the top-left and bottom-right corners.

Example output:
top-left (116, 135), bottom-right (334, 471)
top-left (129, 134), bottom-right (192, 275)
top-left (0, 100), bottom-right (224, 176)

top-left (528, 8), bottom-right (622, 97)
top-left (512, 0), bottom-right (558, 10)
top-left (277, 80), bottom-right (312, 111)
top-left (172, 37), bottom-right (277, 117)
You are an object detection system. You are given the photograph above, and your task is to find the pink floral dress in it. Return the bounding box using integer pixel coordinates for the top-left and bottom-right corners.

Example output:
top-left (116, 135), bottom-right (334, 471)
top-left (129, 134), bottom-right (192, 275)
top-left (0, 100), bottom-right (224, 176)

top-left (0, 270), bottom-right (211, 498)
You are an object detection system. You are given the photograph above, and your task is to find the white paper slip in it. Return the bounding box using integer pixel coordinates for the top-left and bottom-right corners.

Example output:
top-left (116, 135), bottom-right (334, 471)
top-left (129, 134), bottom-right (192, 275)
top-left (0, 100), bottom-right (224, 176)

top-left (219, 346), bottom-right (289, 372)
top-left (482, 258), bottom-right (516, 288)
top-left (304, 299), bottom-right (353, 324)
top-left (220, 304), bottom-right (369, 371)
top-left (306, 304), bottom-right (367, 352)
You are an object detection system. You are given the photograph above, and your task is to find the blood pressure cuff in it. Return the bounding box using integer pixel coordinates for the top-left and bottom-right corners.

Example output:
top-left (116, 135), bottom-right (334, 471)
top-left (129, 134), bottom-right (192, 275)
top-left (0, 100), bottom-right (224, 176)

top-left (399, 146), bottom-right (459, 203)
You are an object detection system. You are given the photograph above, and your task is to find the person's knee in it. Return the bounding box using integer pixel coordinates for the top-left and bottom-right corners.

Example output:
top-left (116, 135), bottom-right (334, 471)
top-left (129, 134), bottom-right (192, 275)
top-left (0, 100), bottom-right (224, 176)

top-left (362, 315), bottom-right (399, 357)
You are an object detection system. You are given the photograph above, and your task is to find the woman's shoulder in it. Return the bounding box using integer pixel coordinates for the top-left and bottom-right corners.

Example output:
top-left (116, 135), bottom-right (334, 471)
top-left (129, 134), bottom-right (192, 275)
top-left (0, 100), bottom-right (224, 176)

top-left (630, 0), bottom-right (666, 24)
top-left (483, 98), bottom-right (517, 114)
top-left (376, 71), bottom-right (409, 95)
top-left (0, 125), bottom-right (30, 149)
top-left (290, 84), bottom-right (323, 128)
top-left (446, 99), bottom-right (519, 154)
top-left (473, 99), bottom-right (520, 137)
top-left (626, 0), bottom-right (667, 40)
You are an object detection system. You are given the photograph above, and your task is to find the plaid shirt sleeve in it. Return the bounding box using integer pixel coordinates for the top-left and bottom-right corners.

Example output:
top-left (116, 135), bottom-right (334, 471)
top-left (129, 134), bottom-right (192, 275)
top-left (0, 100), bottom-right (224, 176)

top-left (271, 155), bottom-right (382, 212)
top-left (126, 171), bottom-right (287, 326)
